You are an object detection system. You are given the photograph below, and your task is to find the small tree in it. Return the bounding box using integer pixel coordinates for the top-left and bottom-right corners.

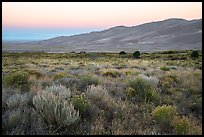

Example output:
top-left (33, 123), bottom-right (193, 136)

top-left (191, 51), bottom-right (199, 58)
top-left (119, 51), bottom-right (126, 55)
top-left (133, 51), bottom-right (140, 58)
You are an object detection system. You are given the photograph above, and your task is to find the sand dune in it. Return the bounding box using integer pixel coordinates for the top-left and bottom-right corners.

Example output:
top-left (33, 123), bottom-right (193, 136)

top-left (3, 18), bottom-right (202, 52)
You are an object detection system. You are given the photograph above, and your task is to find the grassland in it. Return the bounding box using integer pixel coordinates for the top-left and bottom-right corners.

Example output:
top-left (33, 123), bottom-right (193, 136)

top-left (2, 50), bottom-right (202, 135)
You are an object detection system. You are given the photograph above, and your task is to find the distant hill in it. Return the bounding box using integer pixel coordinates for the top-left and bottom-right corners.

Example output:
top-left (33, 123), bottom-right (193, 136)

top-left (2, 18), bottom-right (202, 52)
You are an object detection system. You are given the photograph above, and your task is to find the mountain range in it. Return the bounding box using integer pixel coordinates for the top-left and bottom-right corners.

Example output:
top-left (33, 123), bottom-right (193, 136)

top-left (2, 18), bottom-right (202, 52)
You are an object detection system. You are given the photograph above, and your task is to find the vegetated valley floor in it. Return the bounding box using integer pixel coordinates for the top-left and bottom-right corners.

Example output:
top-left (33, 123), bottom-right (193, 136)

top-left (2, 50), bottom-right (202, 135)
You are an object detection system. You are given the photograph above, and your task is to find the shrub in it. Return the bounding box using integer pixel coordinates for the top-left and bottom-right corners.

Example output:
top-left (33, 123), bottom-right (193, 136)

top-left (139, 74), bottom-right (159, 88)
top-left (152, 105), bottom-right (177, 131)
top-left (33, 89), bottom-right (79, 128)
top-left (102, 82), bottom-right (126, 99)
top-left (72, 93), bottom-right (91, 115)
top-left (79, 51), bottom-right (86, 54)
top-left (161, 50), bottom-right (176, 54)
top-left (85, 85), bottom-right (113, 111)
top-left (3, 71), bottom-right (31, 92)
top-left (41, 80), bottom-right (53, 89)
top-left (124, 71), bottom-right (132, 76)
top-left (6, 94), bottom-right (29, 109)
top-left (125, 87), bottom-right (135, 99)
top-left (45, 84), bottom-right (71, 100)
top-left (191, 51), bottom-right (199, 58)
top-left (188, 95), bottom-right (202, 115)
top-left (127, 77), bottom-right (158, 103)
top-left (115, 63), bottom-right (127, 69)
top-left (2, 89), bottom-right (9, 112)
top-left (119, 51), bottom-right (126, 55)
top-left (133, 51), bottom-right (140, 58)
top-left (86, 85), bottom-right (108, 100)
top-left (168, 75), bottom-right (177, 82)
top-left (160, 66), bottom-right (170, 71)
top-left (3, 106), bottom-right (49, 135)
top-left (26, 69), bottom-right (43, 79)
top-left (158, 75), bottom-right (179, 95)
top-left (3, 108), bottom-right (29, 134)
top-left (90, 53), bottom-right (98, 60)
top-left (172, 116), bottom-right (189, 135)
top-left (54, 78), bottom-right (82, 91)
top-left (52, 72), bottom-right (66, 81)
top-left (80, 76), bottom-right (99, 89)
top-left (102, 71), bottom-right (121, 78)
top-left (145, 89), bottom-right (160, 105)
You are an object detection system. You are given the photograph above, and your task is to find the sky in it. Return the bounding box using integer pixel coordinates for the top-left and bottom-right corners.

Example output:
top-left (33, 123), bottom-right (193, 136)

top-left (2, 2), bottom-right (202, 41)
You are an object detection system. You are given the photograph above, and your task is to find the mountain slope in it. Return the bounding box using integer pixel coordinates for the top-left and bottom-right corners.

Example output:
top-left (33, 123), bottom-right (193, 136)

top-left (3, 18), bottom-right (202, 52)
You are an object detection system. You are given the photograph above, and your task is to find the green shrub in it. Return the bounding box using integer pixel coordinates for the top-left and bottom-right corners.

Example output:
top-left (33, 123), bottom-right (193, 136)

top-left (52, 72), bottom-right (66, 80)
top-left (146, 89), bottom-right (160, 105)
top-left (127, 77), bottom-right (158, 103)
top-left (158, 75), bottom-right (178, 95)
top-left (33, 88), bottom-right (79, 128)
top-left (161, 50), bottom-right (176, 54)
top-left (133, 51), bottom-right (140, 58)
top-left (160, 66), bottom-right (170, 71)
top-left (159, 75), bottom-right (177, 87)
top-left (161, 96), bottom-right (174, 105)
top-left (168, 75), bottom-right (177, 82)
top-left (172, 116), bottom-right (189, 135)
top-left (80, 76), bottom-right (99, 88)
top-left (102, 71), bottom-right (121, 78)
top-left (119, 51), bottom-right (126, 55)
top-left (3, 71), bottom-right (31, 92)
top-left (125, 87), bottom-right (135, 99)
top-left (72, 93), bottom-right (91, 115)
top-left (152, 105), bottom-right (177, 131)
top-left (191, 51), bottom-right (199, 58)
top-left (124, 71), bottom-right (132, 76)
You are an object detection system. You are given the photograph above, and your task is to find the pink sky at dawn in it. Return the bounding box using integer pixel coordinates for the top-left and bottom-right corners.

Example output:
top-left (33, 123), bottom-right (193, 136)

top-left (3, 2), bottom-right (202, 28)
